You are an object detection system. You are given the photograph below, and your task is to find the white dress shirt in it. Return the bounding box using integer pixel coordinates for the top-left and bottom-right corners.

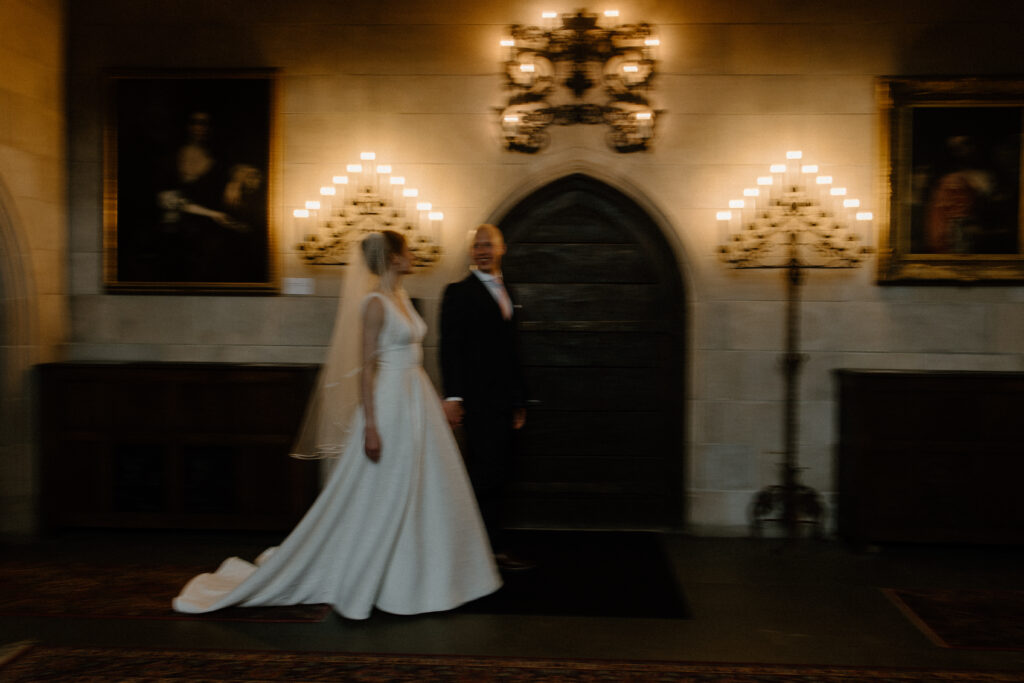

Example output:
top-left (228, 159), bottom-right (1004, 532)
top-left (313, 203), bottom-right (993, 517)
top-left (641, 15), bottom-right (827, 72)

top-left (473, 269), bottom-right (513, 320)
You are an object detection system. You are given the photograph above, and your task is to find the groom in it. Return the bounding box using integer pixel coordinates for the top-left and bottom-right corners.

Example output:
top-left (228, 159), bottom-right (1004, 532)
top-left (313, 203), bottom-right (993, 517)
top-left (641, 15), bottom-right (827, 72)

top-left (440, 224), bottom-right (529, 571)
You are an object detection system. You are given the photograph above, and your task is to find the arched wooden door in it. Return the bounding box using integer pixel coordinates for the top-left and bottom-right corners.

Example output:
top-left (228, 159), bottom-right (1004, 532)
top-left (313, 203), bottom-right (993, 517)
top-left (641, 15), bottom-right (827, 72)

top-left (499, 173), bottom-right (686, 530)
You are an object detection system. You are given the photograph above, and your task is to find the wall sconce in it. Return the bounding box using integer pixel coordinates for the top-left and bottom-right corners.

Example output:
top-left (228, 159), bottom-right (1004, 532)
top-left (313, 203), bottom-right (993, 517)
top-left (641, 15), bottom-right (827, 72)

top-left (717, 151), bottom-right (872, 543)
top-left (294, 153), bottom-right (442, 268)
top-left (498, 9), bottom-right (660, 153)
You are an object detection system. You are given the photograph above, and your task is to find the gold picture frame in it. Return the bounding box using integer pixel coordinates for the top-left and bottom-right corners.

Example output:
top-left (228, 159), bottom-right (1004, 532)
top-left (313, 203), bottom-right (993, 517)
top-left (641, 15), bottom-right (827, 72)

top-left (877, 76), bottom-right (1024, 283)
top-left (103, 69), bottom-right (278, 293)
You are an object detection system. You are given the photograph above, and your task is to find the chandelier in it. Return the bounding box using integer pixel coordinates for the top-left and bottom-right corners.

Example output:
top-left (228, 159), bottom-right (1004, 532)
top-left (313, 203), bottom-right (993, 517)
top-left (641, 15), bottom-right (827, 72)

top-left (498, 9), bottom-right (660, 153)
top-left (717, 151), bottom-right (872, 543)
top-left (294, 152), bottom-right (443, 268)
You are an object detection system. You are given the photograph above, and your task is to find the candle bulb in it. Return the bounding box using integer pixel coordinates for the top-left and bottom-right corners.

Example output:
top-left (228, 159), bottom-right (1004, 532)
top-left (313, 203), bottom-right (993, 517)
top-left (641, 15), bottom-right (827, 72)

top-left (402, 188), bottom-right (418, 220)
top-left (743, 187), bottom-right (759, 213)
top-left (346, 164), bottom-right (362, 198)
top-left (717, 210), bottom-right (732, 248)
top-left (293, 208), bottom-right (310, 246)
top-left (428, 211), bottom-right (444, 241)
top-left (635, 111), bottom-right (653, 139)
top-left (416, 201), bottom-right (431, 231)
top-left (333, 175), bottom-right (349, 206)
top-left (319, 186), bottom-right (335, 220)
top-left (388, 176), bottom-right (405, 209)
top-left (360, 152), bottom-right (375, 192)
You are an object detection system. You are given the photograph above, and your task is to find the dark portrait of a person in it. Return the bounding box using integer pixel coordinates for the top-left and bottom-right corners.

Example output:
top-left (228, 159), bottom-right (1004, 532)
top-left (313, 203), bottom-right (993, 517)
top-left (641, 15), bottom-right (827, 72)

top-left (909, 107), bottom-right (1021, 255)
top-left (111, 76), bottom-right (272, 287)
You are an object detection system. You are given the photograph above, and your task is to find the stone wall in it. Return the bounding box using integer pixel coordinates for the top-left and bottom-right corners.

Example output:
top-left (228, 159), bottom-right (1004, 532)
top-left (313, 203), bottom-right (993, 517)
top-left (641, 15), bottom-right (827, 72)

top-left (0, 0), bottom-right (66, 535)
top-left (63, 0), bottom-right (1024, 533)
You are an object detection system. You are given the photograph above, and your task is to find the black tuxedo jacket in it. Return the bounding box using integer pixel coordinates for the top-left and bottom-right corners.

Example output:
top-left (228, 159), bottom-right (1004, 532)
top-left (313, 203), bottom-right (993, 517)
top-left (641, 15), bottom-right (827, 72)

top-left (440, 273), bottom-right (526, 413)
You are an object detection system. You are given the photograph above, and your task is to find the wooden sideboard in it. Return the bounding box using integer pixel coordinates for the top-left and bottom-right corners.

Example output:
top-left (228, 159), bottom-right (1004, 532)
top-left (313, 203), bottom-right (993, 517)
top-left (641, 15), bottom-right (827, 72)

top-left (37, 362), bottom-right (321, 531)
top-left (836, 370), bottom-right (1024, 545)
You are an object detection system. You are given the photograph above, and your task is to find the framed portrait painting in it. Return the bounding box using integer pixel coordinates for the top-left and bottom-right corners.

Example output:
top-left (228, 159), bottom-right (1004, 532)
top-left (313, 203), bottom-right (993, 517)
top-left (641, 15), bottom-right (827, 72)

top-left (877, 77), bottom-right (1024, 283)
top-left (103, 70), bottom-right (278, 293)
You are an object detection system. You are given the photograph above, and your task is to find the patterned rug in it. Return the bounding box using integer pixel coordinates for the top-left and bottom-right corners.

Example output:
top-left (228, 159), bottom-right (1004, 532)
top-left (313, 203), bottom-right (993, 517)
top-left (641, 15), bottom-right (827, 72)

top-left (885, 588), bottom-right (1024, 651)
top-left (0, 530), bottom-right (686, 622)
top-left (0, 559), bottom-right (331, 622)
top-left (1, 643), bottom-right (1021, 682)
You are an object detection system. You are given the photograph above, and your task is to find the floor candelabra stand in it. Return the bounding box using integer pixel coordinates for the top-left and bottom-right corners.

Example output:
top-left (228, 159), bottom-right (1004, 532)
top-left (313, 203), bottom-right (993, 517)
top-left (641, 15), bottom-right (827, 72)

top-left (717, 161), bottom-right (871, 542)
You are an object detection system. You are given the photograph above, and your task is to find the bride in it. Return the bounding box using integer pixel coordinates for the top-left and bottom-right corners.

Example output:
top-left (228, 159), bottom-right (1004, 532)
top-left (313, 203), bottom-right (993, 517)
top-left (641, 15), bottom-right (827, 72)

top-left (173, 230), bottom-right (501, 619)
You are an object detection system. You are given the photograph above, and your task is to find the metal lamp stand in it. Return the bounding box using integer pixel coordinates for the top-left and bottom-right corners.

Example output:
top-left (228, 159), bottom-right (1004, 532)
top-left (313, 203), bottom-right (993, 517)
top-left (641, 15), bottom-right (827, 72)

top-left (719, 192), bottom-right (870, 544)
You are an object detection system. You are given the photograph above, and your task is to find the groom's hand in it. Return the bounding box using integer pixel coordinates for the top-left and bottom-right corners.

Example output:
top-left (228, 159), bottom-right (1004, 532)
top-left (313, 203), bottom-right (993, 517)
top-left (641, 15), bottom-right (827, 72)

top-left (443, 399), bottom-right (464, 427)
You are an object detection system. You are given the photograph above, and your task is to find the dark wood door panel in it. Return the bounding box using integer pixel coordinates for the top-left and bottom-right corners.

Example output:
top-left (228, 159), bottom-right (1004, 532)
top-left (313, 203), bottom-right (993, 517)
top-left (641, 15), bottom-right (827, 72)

top-left (519, 331), bottom-right (667, 367)
top-left (500, 173), bottom-right (685, 530)
top-left (513, 454), bottom-right (674, 484)
top-left (520, 410), bottom-right (670, 456)
top-left (504, 243), bottom-right (657, 283)
top-left (525, 366), bottom-right (671, 412)
top-left (514, 283), bottom-right (666, 322)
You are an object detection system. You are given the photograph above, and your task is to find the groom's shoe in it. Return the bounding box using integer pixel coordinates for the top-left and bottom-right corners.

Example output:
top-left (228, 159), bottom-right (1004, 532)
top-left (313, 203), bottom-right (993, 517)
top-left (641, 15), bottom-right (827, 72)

top-left (495, 552), bottom-right (537, 572)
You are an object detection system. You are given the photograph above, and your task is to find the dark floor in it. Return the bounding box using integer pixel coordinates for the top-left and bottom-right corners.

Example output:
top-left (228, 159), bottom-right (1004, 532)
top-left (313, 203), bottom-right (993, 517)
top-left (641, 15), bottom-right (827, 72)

top-left (2, 529), bottom-right (1023, 674)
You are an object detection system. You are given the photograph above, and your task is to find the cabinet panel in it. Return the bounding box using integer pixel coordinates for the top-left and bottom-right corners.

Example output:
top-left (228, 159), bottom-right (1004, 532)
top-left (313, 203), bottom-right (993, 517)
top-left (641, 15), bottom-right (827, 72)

top-left (38, 362), bottom-right (320, 531)
top-left (836, 370), bottom-right (1024, 545)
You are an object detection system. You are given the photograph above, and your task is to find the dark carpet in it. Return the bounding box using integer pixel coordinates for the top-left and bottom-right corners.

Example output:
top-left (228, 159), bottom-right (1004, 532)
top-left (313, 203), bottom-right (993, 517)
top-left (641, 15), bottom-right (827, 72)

top-left (0, 559), bottom-right (331, 623)
top-left (460, 530), bottom-right (690, 618)
top-left (885, 588), bottom-right (1024, 651)
top-left (2, 643), bottom-right (1019, 682)
top-left (0, 530), bottom-right (685, 622)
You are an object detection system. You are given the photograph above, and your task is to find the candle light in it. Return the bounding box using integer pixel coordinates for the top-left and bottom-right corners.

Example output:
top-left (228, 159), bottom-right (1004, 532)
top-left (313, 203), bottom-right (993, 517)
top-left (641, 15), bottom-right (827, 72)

top-left (387, 175), bottom-right (405, 210)
top-left (319, 186), bottom-right (335, 221)
top-left (333, 175), bottom-right (349, 205)
top-left (346, 164), bottom-right (362, 196)
top-left (635, 111), bottom-right (653, 138)
top-left (745, 185), bottom-right (761, 211)
top-left (360, 152), bottom-right (375, 191)
top-left (293, 206), bottom-right (310, 244)
top-left (717, 210), bottom-right (732, 246)
top-left (428, 211), bottom-right (444, 241)
top-left (416, 201), bottom-right (431, 231)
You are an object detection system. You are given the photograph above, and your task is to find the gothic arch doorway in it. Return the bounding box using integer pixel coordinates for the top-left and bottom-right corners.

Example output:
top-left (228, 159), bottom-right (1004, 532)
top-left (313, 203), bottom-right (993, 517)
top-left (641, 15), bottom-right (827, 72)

top-left (0, 173), bottom-right (38, 534)
top-left (497, 173), bottom-right (686, 530)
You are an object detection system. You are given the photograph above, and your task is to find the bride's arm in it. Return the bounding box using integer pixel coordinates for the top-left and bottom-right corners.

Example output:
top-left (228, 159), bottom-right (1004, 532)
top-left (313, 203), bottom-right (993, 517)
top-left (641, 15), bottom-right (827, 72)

top-left (361, 296), bottom-right (384, 462)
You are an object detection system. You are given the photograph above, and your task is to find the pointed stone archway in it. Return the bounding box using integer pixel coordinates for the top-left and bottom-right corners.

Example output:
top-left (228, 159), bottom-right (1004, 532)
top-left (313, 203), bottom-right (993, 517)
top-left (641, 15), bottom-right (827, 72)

top-left (0, 174), bottom-right (40, 534)
top-left (497, 173), bottom-right (686, 530)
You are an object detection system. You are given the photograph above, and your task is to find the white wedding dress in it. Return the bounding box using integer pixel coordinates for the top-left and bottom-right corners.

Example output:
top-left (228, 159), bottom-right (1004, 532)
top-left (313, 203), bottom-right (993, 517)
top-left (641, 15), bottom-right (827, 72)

top-left (173, 291), bottom-right (501, 620)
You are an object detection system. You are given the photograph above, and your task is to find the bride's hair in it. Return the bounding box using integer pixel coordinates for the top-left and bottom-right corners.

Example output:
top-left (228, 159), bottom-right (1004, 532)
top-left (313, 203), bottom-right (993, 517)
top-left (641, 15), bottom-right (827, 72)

top-left (361, 230), bottom-right (407, 290)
